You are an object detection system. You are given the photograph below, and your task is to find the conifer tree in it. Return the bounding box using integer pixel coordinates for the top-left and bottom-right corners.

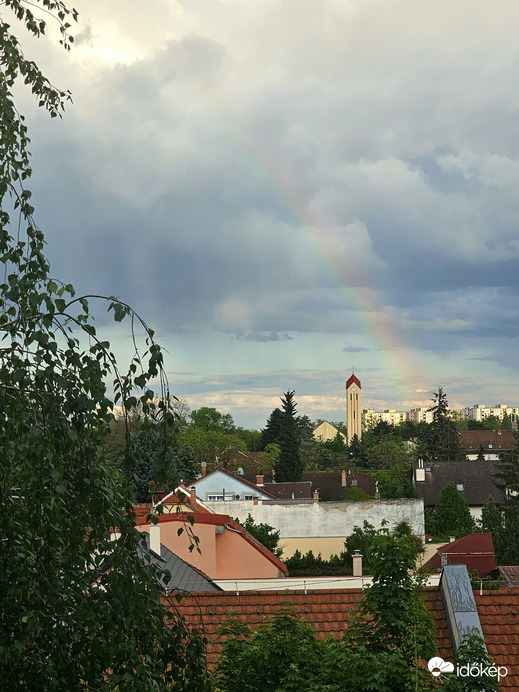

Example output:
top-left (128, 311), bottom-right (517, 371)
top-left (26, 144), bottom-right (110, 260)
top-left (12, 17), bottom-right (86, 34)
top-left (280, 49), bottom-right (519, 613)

top-left (433, 482), bottom-right (476, 538)
top-left (427, 387), bottom-right (466, 461)
top-left (274, 390), bottom-right (303, 482)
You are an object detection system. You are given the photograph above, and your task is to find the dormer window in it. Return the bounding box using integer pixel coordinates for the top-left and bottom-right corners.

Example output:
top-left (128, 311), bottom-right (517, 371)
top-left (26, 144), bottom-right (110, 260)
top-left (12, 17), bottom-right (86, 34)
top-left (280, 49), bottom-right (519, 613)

top-left (456, 483), bottom-right (464, 492)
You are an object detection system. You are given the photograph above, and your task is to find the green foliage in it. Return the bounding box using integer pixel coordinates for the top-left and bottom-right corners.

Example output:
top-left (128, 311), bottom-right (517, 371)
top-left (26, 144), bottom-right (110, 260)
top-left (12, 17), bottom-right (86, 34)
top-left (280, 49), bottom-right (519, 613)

top-left (433, 482), bottom-right (476, 539)
top-left (177, 426), bottom-right (247, 469)
top-left (0, 5), bottom-right (210, 688)
top-left (217, 526), bottom-right (437, 691)
top-left (480, 495), bottom-right (519, 565)
top-left (343, 521), bottom-right (379, 571)
top-left (426, 388), bottom-right (466, 461)
top-left (285, 549), bottom-right (349, 576)
top-left (189, 406), bottom-right (236, 433)
top-left (238, 514), bottom-right (283, 557)
top-left (323, 428), bottom-right (348, 454)
top-left (440, 630), bottom-right (499, 691)
top-left (275, 390), bottom-right (303, 482)
top-left (342, 486), bottom-right (373, 501)
top-left (260, 407), bottom-right (284, 448)
top-left (215, 603), bottom-right (321, 692)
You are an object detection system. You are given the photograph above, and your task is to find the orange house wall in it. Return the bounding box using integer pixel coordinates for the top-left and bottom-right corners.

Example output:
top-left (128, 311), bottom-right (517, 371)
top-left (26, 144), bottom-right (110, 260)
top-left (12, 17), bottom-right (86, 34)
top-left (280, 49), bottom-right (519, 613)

top-left (138, 522), bottom-right (218, 577)
top-left (138, 520), bottom-right (280, 579)
top-left (215, 528), bottom-right (280, 579)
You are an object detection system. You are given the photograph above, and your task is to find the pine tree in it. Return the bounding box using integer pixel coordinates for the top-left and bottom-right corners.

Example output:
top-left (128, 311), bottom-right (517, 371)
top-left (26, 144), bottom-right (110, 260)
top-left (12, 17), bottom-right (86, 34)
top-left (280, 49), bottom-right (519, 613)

top-left (433, 482), bottom-right (476, 538)
top-left (426, 387), bottom-right (466, 461)
top-left (261, 407), bottom-right (284, 448)
top-left (274, 391), bottom-right (303, 482)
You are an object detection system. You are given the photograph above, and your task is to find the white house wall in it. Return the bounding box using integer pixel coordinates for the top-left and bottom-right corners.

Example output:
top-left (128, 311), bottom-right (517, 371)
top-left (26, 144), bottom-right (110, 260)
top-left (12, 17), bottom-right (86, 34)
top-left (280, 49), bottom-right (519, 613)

top-left (205, 498), bottom-right (424, 540)
top-left (192, 471), bottom-right (272, 502)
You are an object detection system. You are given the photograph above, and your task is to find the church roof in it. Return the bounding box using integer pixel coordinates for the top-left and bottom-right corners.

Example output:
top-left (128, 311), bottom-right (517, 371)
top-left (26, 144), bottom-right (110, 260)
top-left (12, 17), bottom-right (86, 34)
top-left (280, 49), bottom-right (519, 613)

top-left (346, 374), bottom-right (361, 389)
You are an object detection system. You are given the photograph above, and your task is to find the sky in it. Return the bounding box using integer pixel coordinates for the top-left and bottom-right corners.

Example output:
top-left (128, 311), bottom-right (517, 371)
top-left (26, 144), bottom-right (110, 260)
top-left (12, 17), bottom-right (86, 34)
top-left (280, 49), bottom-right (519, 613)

top-left (11, 0), bottom-right (519, 429)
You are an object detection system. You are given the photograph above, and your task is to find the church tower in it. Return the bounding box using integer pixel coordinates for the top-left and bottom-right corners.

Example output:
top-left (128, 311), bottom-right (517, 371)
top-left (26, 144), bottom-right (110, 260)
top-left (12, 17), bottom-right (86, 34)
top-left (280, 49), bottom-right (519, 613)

top-left (346, 372), bottom-right (361, 444)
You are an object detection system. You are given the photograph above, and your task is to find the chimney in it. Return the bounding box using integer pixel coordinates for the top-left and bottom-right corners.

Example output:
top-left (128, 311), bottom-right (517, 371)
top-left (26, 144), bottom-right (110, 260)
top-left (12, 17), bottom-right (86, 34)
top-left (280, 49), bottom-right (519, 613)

top-left (352, 550), bottom-right (363, 577)
top-left (341, 470), bottom-right (346, 487)
top-left (256, 474), bottom-right (264, 486)
top-left (253, 496), bottom-right (259, 506)
top-left (449, 536), bottom-right (456, 543)
top-left (201, 462), bottom-right (207, 477)
top-left (415, 459), bottom-right (426, 483)
top-left (149, 520), bottom-right (161, 556)
top-left (190, 485), bottom-right (197, 506)
top-left (313, 489), bottom-right (320, 503)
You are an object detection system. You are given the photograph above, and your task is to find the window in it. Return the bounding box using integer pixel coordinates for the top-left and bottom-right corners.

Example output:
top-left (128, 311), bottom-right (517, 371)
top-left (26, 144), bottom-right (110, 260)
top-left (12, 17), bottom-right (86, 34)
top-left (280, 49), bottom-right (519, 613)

top-left (208, 494), bottom-right (224, 501)
top-left (488, 444), bottom-right (493, 449)
top-left (456, 483), bottom-right (464, 492)
top-left (351, 480), bottom-right (358, 486)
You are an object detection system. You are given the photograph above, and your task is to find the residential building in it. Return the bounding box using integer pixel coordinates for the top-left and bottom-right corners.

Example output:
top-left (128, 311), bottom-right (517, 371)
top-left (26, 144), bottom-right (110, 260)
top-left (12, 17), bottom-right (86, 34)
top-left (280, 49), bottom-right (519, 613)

top-left (205, 497), bottom-right (424, 559)
top-left (459, 430), bottom-right (516, 461)
top-left (302, 470), bottom-right (377, 501)
top-left (188, 467), bottom-right (278, 502)
top-left (412, 460), bottom-right (506, 521)
top-left (424, 533), bottom-right (496, 577)
top-left (362, 408), bottom-right (407, 428)
top-left (408, 406), bottom-right (435, 424)
top-left (137, 510), bottom-right (288, 580)
top-left (462, 403), bottom-right (519, 424)
top-left (313, 420), bottom-right (346, 443)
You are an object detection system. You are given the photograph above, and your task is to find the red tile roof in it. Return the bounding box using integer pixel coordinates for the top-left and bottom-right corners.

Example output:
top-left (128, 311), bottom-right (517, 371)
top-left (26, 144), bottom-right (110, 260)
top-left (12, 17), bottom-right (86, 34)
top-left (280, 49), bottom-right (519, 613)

top-left (498, 566), bottom-right (519, 587)
top-left (425, 533), bottom-right (496, 577)
top-left (172, 587), bottom-right (453, 669)
top-left (475, 590), bottom-right (519, 688)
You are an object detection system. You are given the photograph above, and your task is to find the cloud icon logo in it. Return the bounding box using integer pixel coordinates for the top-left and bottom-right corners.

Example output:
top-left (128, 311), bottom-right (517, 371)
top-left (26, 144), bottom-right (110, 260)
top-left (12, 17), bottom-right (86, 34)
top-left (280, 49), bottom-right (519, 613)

top-left (428, 657), bottom-right (455, 677)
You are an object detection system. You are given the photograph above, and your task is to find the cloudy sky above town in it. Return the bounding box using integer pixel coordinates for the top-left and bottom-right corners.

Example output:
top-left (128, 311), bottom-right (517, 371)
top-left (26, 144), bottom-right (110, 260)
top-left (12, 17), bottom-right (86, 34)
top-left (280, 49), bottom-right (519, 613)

top-left (15, 0), bottom-right (519, 428)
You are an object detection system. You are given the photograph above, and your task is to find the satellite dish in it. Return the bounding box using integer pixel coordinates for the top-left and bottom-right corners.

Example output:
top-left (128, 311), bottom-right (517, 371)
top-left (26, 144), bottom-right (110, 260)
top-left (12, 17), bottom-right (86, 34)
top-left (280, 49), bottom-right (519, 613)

top-left (235, 494), bottom-right (240, 500)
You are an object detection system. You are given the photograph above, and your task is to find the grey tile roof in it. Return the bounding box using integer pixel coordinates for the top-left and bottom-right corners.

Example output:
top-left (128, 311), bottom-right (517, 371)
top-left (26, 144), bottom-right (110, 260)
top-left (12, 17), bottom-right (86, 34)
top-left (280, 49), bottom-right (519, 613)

top-left (139, 534), bottom-right (221, 593)
top-left (412, 460), bottom-right (506, 506)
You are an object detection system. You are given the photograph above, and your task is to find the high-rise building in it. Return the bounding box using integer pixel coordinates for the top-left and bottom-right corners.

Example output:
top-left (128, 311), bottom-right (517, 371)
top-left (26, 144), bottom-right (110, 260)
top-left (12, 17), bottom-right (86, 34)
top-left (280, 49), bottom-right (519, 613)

top-left (346, 372), bottom-right (361, 444)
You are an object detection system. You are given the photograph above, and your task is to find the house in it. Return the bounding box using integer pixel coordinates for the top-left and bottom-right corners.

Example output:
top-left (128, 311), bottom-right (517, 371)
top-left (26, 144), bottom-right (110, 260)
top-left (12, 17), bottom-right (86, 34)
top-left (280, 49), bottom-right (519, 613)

top-left (138, 532), bottom-right (221, 592)
top-left (424, 533), bottom-right (496, 577)
top-left (136, 510), bottom-right (288, 580)
top-left (262, 481), bottom-right (313, 500)
top-left (188, 467), bottom-right (278, 502)
top-left (313, 421), bottom-right (346, 443)
top-left (459, 430), bottom-right (516, 461)
top-left (205, 496), bottom-right (424, 559)
top-left (497, 566), bottom-right (519, 588)
top-left (302, 470), bottom-right (377, 501)
top-left (412, 460), bottom-right (506, 521)
top-left (172, 564), bottom-right (519, 687)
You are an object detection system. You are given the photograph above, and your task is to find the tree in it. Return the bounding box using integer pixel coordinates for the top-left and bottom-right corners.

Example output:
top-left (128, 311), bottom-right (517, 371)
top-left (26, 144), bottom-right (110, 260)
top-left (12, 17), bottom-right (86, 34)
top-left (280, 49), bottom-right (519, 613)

top-left (274, 390), bottom-right (303, 482)
top-left (0, 5), bottom-right (210, 688)
top-left (177, 426), bottom-right (247, 469)
top-left (477, 444), bottom-right (486, 461)
top-left (433, 482), bottom-right (476, 538)
top-left (427, 388), bottom-right (466, 461)
top-left (189, 406), bottom-right (236, 433)
top-left (238, 514), bottom-right (283, 557)
top-left (217, 526), bottom-right (440, 691)
top-left (260, 406), bottom-right (284, 448)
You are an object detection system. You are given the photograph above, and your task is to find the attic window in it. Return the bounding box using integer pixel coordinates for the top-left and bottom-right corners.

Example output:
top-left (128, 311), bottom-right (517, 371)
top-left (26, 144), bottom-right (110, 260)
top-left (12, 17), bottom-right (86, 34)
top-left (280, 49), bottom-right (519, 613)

top-left (469, 445), bottom-right (473, 449)
top-left (488, 444), bottom-right (493, 449)
top-left (499, 445), bottom-right (502, 449)
top-left (456, 483), bottom-right (464, 492)
top-left (351, 480), bottom-right (358, 486)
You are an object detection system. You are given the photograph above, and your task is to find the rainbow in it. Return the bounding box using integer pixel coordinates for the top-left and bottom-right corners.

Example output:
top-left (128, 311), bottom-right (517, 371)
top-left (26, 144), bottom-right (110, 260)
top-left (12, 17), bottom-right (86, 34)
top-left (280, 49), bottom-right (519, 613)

top-left (230, 120), bottom-right (424, 406)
